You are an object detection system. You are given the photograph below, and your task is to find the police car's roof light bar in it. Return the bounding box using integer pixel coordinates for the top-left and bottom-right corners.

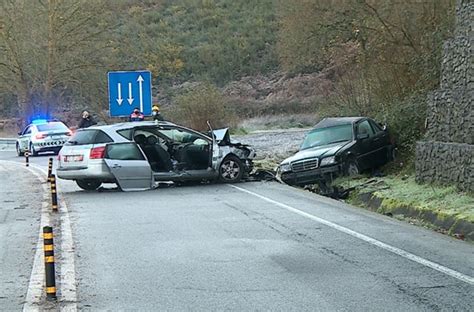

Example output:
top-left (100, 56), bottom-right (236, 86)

top-left (31, 119), bottom-right (48, 125)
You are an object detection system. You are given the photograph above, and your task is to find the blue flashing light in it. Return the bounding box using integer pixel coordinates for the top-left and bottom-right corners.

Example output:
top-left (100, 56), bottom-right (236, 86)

top-left (31, 119), bottom-right (48, 125)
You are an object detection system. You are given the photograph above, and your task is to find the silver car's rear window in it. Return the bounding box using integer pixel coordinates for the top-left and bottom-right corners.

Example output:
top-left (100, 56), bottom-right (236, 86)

top-left (66, 129), bottom-right (113, 145)
top-left (37, 122), bottom-right (68, 132)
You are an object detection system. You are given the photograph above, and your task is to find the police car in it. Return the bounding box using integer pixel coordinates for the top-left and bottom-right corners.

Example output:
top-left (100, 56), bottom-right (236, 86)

top-left (16, 119), bottom-right (72, 156)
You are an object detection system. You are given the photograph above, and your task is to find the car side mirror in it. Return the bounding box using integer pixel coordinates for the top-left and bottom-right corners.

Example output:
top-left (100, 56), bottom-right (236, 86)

top-left (357, 133), bottom-right (369, 140)
top-left (382, 124), bottom-right (387, 131)
top-left (18, 132), bottom-right (22, 136)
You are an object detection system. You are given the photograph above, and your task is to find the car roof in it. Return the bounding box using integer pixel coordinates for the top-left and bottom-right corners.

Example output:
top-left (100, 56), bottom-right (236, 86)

top-left (314, 117), bottom-right (365, 129)
top-left (81, 120), bottom-right (213, 141)
top-left (86, 120), bottom-right (177, 131)
top-left (28, 120), bottom-right (67, 128)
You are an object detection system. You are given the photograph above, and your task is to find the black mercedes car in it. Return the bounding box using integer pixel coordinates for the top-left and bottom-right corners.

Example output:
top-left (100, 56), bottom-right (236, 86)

top-left (277, 117), bottom-right (396, 186)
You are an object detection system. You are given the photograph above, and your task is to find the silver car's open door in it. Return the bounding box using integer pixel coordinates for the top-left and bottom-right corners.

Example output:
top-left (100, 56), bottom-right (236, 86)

top-left (104, 142), bottom-right (153, 191)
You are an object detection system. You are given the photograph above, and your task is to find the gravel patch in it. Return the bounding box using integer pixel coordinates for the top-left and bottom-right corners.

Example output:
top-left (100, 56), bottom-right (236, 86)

top-left (234, 128), bottom-right (309, 169)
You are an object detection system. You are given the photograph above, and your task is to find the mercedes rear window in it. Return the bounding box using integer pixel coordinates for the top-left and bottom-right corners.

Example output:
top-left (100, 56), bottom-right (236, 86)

top-left (37, 122), bottom-right (68, 132)
top-left (66, 129), bottom-right (113, 145)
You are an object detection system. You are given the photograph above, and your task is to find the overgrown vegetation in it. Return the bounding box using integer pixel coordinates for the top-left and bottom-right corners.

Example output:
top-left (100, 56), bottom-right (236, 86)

top-left (0, 0), bottom-right (457, 159)
top-left (0, 0), bottom-right (111, 124)
top-left (171, 82), bottom-right (235, 131)
top-left (278, 0), bottom-right (456, 155)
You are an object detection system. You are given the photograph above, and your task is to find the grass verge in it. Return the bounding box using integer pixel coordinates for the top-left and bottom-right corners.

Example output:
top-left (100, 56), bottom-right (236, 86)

top-left (334, 175), bottom-right (474, 241)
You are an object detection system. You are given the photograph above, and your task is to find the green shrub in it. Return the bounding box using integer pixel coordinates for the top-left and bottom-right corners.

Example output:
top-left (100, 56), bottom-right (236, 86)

top-left (170, 83), bottom-right (236, 131)
top-left (376, 94), bottom-right (427, 154)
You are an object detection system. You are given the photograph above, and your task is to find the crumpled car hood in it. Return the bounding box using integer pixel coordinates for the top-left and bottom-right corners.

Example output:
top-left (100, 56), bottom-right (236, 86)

top-left (213, 128), bottom-right (249, 146)
top-left (212, 128), bottom-right (230, 143)
top-left (281, 141), bottom-right (351, 164)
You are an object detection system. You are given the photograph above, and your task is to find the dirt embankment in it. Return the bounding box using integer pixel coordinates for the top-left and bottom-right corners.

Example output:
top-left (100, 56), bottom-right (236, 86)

top-left (222, 71), bottom-right (332, 105)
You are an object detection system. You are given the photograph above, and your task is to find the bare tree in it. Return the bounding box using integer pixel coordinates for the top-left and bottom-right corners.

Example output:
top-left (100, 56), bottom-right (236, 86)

top-left (0, 0), bottom-right (111, 125)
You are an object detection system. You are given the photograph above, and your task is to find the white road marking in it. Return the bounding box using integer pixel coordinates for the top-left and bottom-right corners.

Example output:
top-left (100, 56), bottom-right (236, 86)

top-left (11, 163), bottom-right (50, 312)
top-left (57, 190), bottom-right (77, 310)
top-left (2, 161), bottom-right (77, 311)
top-left (230, 185), bottom-right (474, 285)
top-left (29, 163), bottom-right (78, 311)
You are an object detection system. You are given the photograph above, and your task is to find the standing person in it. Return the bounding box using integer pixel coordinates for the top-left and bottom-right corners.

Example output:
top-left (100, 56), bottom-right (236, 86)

top-left (129, 108), bottom-right (145, 122)
top-left (78, 110), bottom-right (96, 128)
top-left (152, 104), bottom-right (164, 121)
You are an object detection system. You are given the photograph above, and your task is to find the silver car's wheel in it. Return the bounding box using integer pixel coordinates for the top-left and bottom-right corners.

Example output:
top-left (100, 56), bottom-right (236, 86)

top-left (16, 143), bottom-right (24, 156)
top-left (219, 155), bottom-right (243, 183)
top-left (76, 180), bottom-right (102, 191)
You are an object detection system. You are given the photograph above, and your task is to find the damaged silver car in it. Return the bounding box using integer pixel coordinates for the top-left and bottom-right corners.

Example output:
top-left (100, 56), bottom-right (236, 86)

top-left (57, 121), bottom-right (255, 191)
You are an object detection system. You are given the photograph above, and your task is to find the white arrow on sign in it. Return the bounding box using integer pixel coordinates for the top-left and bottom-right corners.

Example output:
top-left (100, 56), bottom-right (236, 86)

top-left (116, 83), bottom-right (123, 105)
top-left (127, 82), bottom-right (134, 105)
top-left (137, 75), bottom-right (144, 112)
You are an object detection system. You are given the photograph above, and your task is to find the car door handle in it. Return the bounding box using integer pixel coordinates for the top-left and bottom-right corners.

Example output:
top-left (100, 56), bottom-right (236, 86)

top-left (112, 164), bottom-right (122, 169)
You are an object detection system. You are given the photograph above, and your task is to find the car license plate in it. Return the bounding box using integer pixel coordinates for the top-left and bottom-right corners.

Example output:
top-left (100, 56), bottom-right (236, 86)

top-left (51, 135), bottom-right (60, 140)
top-left (64, 155), bottom-right (83, 162)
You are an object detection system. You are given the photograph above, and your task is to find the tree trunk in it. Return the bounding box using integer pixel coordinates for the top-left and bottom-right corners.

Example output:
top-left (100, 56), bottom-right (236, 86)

top-left (44, 0), bottom-right (56, 116)
top-left (16, 85), bottom-right (31, 128)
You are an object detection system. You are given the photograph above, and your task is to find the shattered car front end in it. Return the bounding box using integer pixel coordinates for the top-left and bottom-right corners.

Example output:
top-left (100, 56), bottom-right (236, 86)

top-left (276, 146), bottom-right (346, 186)
top-left (213, 128), bottom-right (256, 176)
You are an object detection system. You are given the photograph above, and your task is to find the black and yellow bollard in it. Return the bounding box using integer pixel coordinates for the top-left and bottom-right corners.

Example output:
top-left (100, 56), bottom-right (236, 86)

top-left (47, 158), bottom-right (53, 182)
top-left (25, 152), bottom-right (29, 167)
top-left (50, 174), bottom-right (58, 212)
top-left (43, 226), bottom-right (57, 300)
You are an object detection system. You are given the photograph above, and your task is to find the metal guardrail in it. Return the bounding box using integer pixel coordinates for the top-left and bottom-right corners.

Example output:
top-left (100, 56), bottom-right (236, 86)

top-left (0, 137), bottom-right (16, 150)
top-left (0, 137), bottom-right (16, 142)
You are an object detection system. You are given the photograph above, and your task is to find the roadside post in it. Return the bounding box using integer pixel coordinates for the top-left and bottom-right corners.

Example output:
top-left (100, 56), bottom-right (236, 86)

top-left (25, 152), bottom-right (29, 167)
top-left (47, 158), bottom-right (53, 182)
top-left (50, 174), bottom-right (58, 212)
top-left (43, 226), bottom-right (57, 300)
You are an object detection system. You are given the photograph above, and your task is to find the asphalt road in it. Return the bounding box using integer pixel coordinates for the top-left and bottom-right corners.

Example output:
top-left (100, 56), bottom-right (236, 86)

top-left (0, 150), bottom-right (473, 311)
top-left (0, 162), bottom-right (42, 310)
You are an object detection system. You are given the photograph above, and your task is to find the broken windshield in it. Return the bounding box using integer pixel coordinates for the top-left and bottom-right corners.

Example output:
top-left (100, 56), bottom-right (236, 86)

top-left (300, 124), bottom-right (353, 150)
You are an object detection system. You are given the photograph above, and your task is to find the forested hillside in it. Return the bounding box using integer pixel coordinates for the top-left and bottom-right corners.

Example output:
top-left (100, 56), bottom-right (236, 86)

top-left (0, 0), bottom-right (456, 154)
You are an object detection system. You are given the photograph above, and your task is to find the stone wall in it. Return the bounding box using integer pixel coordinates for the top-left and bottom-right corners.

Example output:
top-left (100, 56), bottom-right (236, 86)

top-left (425, 89), bottom-right (474, 144)
top-left (416, 142), bottom-right (473, 192)
top-left (416, 0), bottom-right (473, 192)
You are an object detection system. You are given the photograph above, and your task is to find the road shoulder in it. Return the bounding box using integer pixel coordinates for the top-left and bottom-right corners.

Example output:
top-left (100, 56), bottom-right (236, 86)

top-left (0, 162), bottom-right (43, 309)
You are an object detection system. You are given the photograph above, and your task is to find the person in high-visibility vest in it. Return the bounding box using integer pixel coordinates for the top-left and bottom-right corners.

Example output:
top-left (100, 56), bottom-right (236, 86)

top-left (129, 108), bottom-right (145, 122)
top-left (152, 104), bottom-right (164, 121)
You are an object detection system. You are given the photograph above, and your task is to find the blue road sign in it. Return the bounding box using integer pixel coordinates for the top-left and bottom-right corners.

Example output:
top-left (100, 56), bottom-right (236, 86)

top-left (108, 71), bottom-right (152, 117)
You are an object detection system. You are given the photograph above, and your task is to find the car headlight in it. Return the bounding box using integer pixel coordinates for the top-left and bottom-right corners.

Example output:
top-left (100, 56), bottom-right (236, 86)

top-left (320, 156), bottom-right (336, 166)
top-left (279, 163), bottom-right (291, 173)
